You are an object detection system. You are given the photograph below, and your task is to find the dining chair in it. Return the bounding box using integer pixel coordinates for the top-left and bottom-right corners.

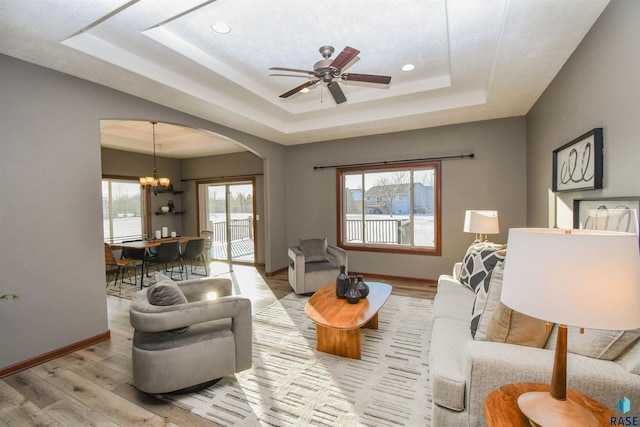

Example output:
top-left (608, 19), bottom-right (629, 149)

top-left (104, 243), bottom-right (138, 292)
top-left (200, 230), bottom-right (213, 262)
top-left (145, 241), bottom-right (183, 280)
top-left (121, 240), bottom-right (146, 268)
top-left (181, 238), bottom-right (208, 279)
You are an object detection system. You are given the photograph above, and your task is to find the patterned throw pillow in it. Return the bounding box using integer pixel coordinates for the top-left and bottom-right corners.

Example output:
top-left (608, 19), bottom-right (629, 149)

top-left (459, 241), bottom-right (507, 292)
top-left (470, 261), bottom-right (504, 339)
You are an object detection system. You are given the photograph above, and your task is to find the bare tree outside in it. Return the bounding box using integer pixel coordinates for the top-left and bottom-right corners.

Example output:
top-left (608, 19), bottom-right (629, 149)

top-left (415, 169), bottom-right (434, 187)
top-left (102, 179), bottom-right (143, 243)
top-left (367, 171), bottom-right (409, 217)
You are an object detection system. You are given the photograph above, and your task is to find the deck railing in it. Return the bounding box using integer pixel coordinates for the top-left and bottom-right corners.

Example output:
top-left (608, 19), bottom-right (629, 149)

top-left (345, 218), bottom-right (410, 244)
top-left (209, 218), bottom-right (253, 243)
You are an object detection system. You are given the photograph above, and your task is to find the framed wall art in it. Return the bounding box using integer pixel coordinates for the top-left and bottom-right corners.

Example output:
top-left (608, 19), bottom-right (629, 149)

top-left (573, 197), bottom-right (639, 235)
top-left (552, 128), bottom-right (603, 192)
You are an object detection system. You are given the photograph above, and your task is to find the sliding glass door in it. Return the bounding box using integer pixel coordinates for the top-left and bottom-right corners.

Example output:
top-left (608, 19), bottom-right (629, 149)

top-left (198, 179), bottom-right (256, 265)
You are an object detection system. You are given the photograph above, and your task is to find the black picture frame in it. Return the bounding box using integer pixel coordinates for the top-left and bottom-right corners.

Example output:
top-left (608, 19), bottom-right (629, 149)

top-left (573, 197), bottom-right (639, 235)
top-left (552, 128), bottom-right (603, 192)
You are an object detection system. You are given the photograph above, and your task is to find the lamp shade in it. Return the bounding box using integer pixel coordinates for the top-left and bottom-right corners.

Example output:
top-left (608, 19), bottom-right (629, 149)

top-left (463, 210), bottom-right (499, 234)
top-left (501, 228), bottom-right (640, 330)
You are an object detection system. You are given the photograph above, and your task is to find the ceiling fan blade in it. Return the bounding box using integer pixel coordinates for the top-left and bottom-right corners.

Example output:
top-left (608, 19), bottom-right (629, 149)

top-left (330, 46), bottom-right (360, 71)
top-left (269, 67), bottom-right (316, 75)
top-left (342, 73), bottom-right (391, 84)
top-left (279, 79), bottom-right (319, 98)
top-left (327, 81), bottom-right (347, 104)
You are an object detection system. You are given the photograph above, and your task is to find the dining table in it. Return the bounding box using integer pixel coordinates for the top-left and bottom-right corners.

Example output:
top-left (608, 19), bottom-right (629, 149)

top-left (111, 236), bottom-right (201, 288)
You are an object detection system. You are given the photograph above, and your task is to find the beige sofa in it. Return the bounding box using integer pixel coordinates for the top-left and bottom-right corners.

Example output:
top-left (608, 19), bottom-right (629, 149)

top-left (429, 263), bottom-right (640, 427)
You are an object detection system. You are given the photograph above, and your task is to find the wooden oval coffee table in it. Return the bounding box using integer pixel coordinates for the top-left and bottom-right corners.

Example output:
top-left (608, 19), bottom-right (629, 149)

top-left (305, 282), bottom-right (392, 359)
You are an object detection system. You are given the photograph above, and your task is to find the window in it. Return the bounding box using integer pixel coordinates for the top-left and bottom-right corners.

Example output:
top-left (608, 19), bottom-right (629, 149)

top-left (337, 161), bottom-right (441, 255)
top-left (102, 178), bottom-right (143, 243)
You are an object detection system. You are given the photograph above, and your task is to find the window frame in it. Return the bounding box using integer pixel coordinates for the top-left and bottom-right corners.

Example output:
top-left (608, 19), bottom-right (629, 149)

top-left (102, 175), bottom-right (147, 244)
top-left (336, 161), bottom-right (441, 256)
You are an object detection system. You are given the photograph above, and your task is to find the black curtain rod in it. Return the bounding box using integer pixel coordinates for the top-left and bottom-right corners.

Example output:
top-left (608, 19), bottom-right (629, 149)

top-left (181, 173), bottom-right (263, 182)
top-left (313, 153), bottom-right (475, 170)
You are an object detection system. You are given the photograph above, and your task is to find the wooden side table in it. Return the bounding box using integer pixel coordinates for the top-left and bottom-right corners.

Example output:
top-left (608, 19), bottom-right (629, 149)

top-left (484, 383), bottom-right (614, 427)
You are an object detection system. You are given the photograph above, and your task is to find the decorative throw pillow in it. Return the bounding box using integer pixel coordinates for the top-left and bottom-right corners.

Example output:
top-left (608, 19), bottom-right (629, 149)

top-left (147, 272), bottom-right (188, 306)
top-left (470, 261), bottom-right (504, 340)
top-left (459, 241), bottom-right (507, 292)
top-left (546, 326), bottom-right (640, 361)
top-left (486, 301), bottom-right (551, 348)
top-left (147, 272), bottom-right (189, 333)
top-left (299, 238), bottom-right (329, 263)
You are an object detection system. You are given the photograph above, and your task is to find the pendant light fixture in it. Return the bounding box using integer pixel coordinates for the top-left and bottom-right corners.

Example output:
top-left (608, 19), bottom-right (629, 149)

top-left (139, 121), bottom-right (170, 194)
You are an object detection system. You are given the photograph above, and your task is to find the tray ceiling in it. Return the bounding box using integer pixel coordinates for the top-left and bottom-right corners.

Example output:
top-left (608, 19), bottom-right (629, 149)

top-left (1, 0), bottom-right (609, 157)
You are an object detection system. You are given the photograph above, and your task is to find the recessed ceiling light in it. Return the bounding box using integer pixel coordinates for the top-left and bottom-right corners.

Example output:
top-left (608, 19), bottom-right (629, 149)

top-left (402, 63), bottom-right (416, 72)
top-left (211, 22), bottom-right (231, 34)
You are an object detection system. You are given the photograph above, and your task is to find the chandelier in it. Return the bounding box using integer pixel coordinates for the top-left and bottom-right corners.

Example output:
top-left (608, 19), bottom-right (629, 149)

top-left (139, 121), bottom-right (170, 193)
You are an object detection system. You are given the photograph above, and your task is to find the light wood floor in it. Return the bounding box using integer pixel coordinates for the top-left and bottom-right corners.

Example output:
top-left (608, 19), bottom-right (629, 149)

top-left (0, 263), bottom-right (436, 427)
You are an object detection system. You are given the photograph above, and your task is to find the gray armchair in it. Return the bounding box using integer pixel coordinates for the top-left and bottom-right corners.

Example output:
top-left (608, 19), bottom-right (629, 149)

top-left (288, 238), bottom-right (348, 294)
top-left (129, 273), bottom-right (252, 394)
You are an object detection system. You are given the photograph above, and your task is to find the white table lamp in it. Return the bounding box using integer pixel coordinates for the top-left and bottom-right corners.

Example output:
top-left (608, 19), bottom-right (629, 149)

top-left (501, 228), bottom-right (640, 426)
top-left (464, 210), bottom-right (499, 242)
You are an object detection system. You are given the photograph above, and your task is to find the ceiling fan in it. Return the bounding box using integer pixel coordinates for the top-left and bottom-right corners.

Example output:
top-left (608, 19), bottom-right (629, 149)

top-left (269, 45), bottom-right (392, 104)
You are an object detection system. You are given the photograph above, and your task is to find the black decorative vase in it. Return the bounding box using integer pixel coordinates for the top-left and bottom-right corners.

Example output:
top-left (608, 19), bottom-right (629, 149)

top-left (356, 274), bottom-right (369, 298)
top-left (336, 265), bottom-right (349, 299)
top-left (346, 276), bottom-right (361, 304)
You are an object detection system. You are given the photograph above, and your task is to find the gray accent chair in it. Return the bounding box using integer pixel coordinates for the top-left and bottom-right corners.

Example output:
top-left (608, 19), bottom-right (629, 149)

top-left (129, 275), bottom-right (252, 394)
top-left (288, 238), bottom-right (348, 294)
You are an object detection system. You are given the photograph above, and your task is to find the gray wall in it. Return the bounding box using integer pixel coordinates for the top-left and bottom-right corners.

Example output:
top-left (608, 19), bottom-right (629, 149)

top-left (0, 54), bottom-right (286, 370)
top-left (526, 0), bottom-right (639, 228)
top-left (285, 117), bottom-right (527, 280)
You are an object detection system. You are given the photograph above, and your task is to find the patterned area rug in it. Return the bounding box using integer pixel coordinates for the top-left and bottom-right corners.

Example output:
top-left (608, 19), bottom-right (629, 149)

top-left (162, 293), bottom-right (433, 426)
top-left (105, 280), bottom-right (140, 300)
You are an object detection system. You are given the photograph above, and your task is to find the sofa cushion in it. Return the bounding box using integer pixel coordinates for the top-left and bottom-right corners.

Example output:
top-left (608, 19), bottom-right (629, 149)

top-left (434, 279), bottom-right (476, 322)
top-left (545, 325), bottom-right (640, 361)
top-left (429, 317), bottom-right (470, 411)
top-left (459, 241), bottom-right (506, 292)
top-left (299, 238), bottom-right (329, 263)
top-left (304, 260), bottom-right (339, 273)
top-left (470, 261), bottom-right (504, 340)
top-left (617, 340), bottom-right (640, 375)
top-left (486, 301), bottom-right (551, 348)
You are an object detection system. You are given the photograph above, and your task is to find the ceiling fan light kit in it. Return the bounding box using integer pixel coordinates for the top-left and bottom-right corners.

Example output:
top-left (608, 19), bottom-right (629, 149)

top-left (270, 45), bottom-right (392, 104)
